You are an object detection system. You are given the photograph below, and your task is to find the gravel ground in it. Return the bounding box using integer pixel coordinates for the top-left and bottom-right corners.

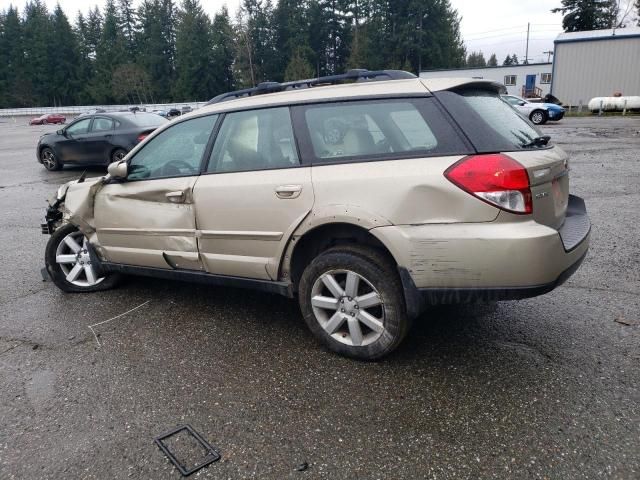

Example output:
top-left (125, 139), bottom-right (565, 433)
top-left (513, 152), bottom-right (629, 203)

top-left (0, 116), bottom-right (638, 479)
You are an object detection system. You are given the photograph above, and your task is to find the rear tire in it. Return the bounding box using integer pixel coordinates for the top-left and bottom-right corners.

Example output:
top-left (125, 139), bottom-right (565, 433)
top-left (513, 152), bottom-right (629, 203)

top-left (298, 245), bottom-right (409, 360)
top-left (45, 223), bottom-right (120, 293)
top-left (530, 110), bottom-right (548, 125)
top-left (40, 147), bottom-right (62, 171)
top-left (111, 148), bottom-right (127, 163)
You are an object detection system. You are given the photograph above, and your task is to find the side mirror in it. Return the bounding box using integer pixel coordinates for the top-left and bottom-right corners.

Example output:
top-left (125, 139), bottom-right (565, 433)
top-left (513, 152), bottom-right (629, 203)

top-left (57, 129), bottom-right (65, 135)
top-left (107, 161), bottom-right (128, 179)
top-left (518, 101), bottom-right (526, 106)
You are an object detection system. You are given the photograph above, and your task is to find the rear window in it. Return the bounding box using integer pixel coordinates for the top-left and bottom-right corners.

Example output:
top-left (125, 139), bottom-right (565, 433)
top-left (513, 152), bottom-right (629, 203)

top-left (295, 99), bottom-right (469, 163)
top-left (436, 89), bottom-right (543, 152)
top-left (127, 113), bottom-right (168, 128)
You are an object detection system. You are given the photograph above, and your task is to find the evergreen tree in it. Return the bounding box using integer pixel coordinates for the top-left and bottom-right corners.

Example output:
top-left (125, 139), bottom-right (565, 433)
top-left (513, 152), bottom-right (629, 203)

top-left (174, 0), bottom-right (214, 100)
top-left (552, 0), bottom-right (618, 32)
top-left (23, 0), bottom-right (51, 105)
top-left (488, 53), bottom-right (498, 67)
top-left (137, 0), bottom-right (175, 102)
top-left (0, 6), bottom-right (27, 107)
top-left (86, 7), bottom-right (103, 58)
top-left (511, 53), bottom-right (519, 65)
top-left (92, 0), bottom-right (127, 103)
top-left (118, 0), bottom-right (138, 58)
top-left (49, 5), bottom-right (80, 106)
top-left (211, 6), bottom-right (235, 94)
top-left (466, 51), bottom-right (486, 67)
top-left (285, 46), bottom-right (315, 80)
top-left (272, 0), bottom-right (311, 82)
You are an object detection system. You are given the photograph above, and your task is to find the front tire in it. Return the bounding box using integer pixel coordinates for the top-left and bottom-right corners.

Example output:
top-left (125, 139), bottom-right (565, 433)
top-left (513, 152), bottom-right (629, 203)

top-left (530, 110), bottom-right (548, 125)
top-left (40, 147), bottom-right (62, 171)
top-left (298, 245), bottom-right (410, 360)
top-left (45, 223), bottom-right (119, 293)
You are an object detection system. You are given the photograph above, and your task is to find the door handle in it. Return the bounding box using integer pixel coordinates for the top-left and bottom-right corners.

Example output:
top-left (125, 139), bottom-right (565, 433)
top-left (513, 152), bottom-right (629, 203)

top-left (165, 191), bottom-right (185, 203)
top-left (275, 185), bottom-right (302, 199)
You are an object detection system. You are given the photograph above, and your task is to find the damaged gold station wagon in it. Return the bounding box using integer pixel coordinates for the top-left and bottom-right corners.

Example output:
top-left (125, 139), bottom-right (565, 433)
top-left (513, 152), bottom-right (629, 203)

top-left (42, 69), bottom-right (590, 360)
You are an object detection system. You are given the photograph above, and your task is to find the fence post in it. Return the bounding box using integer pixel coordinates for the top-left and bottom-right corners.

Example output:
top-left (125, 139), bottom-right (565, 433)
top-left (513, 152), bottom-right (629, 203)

top-left (578, 101), bottom-right (583, 114)
top-left (598, 100), bottom-right (603, 116)
top-left (622, 99), bottom-right (627, 116)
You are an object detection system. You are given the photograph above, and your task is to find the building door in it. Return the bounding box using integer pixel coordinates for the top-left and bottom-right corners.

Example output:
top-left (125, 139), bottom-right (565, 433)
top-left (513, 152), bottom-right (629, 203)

top-left (525, 74), bottom-right (537, 97)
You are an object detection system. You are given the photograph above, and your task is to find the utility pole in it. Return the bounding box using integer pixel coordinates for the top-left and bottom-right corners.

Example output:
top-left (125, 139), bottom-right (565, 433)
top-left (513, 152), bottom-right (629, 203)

top-left (543, 50), bottom-right (554, 63)
top-left (524, 22), bottom-right (530, 64)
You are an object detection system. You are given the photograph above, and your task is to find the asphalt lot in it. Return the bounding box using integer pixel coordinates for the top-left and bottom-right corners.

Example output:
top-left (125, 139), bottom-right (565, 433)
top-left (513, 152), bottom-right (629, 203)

top-left (0, 116), bottom-right (639, 479)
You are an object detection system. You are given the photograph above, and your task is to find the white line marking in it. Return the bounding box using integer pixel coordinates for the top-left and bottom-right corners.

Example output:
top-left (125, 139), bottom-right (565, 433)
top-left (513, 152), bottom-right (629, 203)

top-left (88, 300), bottom-right (150, 347)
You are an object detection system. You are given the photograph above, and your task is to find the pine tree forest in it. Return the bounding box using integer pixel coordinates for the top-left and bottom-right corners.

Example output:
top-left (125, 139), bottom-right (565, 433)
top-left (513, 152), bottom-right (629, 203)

top-left (0, 0), bottom-right (467, 108)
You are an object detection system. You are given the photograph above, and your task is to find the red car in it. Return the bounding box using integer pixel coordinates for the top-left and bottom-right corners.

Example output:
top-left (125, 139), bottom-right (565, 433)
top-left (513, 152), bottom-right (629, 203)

top-left (29, 113), bottom-right (66, 125)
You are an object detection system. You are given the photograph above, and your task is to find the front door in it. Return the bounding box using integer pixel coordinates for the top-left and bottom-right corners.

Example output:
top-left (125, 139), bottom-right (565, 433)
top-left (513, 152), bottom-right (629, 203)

top-left (93, 114), bottom-right (219, 270)
top-left (525, 74), bottom-right (536, 97)
top-left (192, 107), bottom-right (314, 280)
top-left (58, 117), bottom-right (94, 162)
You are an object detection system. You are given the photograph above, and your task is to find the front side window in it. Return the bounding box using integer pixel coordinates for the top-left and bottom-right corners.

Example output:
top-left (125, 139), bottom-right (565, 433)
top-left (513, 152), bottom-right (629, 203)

top-left (92, 117), bottom-right (114, 132)
top-left (504, 75), bottom-right (517, 86)
top-left (127, 115), bottom-right (218, 181)
top-left (207, 107), bottom-right (299, 173)
top-left (66, 118), bottom-right (92, 135)
top-left (301, 100), bottom-right (445, 162)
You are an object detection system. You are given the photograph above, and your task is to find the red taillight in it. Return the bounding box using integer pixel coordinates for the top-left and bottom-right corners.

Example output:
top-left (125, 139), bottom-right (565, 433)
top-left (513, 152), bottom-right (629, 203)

top-left (444, 154), bottom-right (532, 214)
top-left (137, 132), bottom-right (149, 143)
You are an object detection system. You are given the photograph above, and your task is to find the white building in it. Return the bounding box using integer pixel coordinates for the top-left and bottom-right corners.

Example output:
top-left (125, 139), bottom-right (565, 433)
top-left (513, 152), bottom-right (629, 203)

top-left (419, 63), bottom-right (553, 98)
top-left (552, 27), bottom-right (640, 106)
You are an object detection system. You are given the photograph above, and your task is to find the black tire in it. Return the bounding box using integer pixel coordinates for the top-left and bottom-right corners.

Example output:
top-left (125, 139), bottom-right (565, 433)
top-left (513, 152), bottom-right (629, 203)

top-left (111, 148), bottom-right (128, 163)
top-left (530, 109), bottom-right (548, 125)
top-left (298, 245), bottom-right (410, 360)
top-left (40, 147), bottom-right (62, 171)
top-left (45, 223), bottom-right (120, 293)
top-left (42, 119), bottom-right (48, 125)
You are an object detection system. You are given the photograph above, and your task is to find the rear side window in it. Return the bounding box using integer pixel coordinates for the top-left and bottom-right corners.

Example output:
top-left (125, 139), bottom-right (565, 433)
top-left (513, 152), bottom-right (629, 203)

top-left (294, 99), bottom-right (469, 164)
top-left (92, 117), bottom-right (114, 132)
top-left (436, 89), bottom-right (543, 152)
top-left (207, 107), bottom-right (299, 173)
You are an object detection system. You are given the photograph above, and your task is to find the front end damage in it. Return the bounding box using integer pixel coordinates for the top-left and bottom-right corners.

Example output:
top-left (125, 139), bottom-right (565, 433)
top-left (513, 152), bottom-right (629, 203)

top-left (41, 174), bottom-right (106, 239)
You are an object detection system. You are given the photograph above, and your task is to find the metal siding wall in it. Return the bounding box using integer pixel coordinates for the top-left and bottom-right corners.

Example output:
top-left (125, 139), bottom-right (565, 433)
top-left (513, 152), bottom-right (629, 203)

top-left (419, 65), bottom-right (553, 96)
top-left (553, 38), bottom-right (640, 105)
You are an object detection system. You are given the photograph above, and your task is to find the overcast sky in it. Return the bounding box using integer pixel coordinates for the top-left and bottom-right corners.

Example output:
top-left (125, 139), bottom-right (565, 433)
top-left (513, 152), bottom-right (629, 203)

top-left (0, 0), bottom-right (564, 64)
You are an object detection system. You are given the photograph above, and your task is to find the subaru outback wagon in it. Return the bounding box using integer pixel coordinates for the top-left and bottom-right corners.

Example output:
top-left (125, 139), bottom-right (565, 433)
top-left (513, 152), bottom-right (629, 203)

top-left (42, 70), bottom-right (590, 360)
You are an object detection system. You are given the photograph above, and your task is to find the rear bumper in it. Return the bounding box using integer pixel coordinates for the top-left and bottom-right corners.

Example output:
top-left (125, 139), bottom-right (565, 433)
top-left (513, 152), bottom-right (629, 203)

top-left (371, 195), bottom-right (590, 317)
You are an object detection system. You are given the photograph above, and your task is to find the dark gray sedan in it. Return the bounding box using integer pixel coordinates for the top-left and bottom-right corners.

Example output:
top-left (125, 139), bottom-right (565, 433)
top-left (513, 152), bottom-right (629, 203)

top-left (36, 112), bottom-right (168, 171)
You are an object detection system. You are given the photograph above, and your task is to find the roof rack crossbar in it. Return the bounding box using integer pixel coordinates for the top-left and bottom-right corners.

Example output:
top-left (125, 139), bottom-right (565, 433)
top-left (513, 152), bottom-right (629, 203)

top-left (205, 69), bottom-right (416, 105)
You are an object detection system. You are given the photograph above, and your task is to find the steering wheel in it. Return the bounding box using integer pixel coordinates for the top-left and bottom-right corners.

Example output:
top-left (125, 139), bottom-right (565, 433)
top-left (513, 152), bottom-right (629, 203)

top-left (161, 159), bottom-right (195, 176)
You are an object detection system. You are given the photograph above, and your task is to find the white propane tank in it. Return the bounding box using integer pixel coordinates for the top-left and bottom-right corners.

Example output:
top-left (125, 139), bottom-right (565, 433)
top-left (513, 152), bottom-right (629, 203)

top-left (588, 96), bottom-right (640, 112)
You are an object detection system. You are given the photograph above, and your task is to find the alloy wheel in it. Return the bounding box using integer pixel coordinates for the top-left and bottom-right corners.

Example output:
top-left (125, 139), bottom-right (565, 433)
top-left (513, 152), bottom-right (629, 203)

top-left (41, 150), bottom-right (56, 170)
top-left (55, 230), bottom-right (104, 287)
top-left (531, 112), bottom-right (543, 124)
top-left (310, 269), bottom-right (385, 347)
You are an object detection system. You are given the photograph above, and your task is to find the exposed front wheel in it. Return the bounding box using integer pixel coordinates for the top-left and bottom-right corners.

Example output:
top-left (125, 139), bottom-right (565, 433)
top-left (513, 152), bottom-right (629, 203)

top-left (40, 147), bottom-right (62, 171)
top-left (45, 224), bottom-right (120, 293)
top-left (530, 110), bottom-right (548, 125)
top-left (298, 245), bottom-right (410, 360)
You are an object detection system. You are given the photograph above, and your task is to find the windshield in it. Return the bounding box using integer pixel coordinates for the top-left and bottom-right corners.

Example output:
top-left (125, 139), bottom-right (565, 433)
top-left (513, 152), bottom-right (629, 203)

top-left (127, 113), bottom-right (168, 128)
top-left (458, 90), bottom-right (541, 148)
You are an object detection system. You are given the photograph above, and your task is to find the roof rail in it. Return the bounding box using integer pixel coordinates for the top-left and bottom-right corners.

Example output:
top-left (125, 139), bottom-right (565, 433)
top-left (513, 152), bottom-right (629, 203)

top-left (205, 69), bottom-right (416, 105)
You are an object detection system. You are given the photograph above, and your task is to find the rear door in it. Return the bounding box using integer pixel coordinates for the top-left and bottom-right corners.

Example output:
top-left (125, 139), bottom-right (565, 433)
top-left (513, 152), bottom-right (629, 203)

top-left (83, 116), bottom-right (115, 163)
top-left (192, 106), bottom-right (313, 280)
top-left (94, 114), bottom-right (218, 269)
